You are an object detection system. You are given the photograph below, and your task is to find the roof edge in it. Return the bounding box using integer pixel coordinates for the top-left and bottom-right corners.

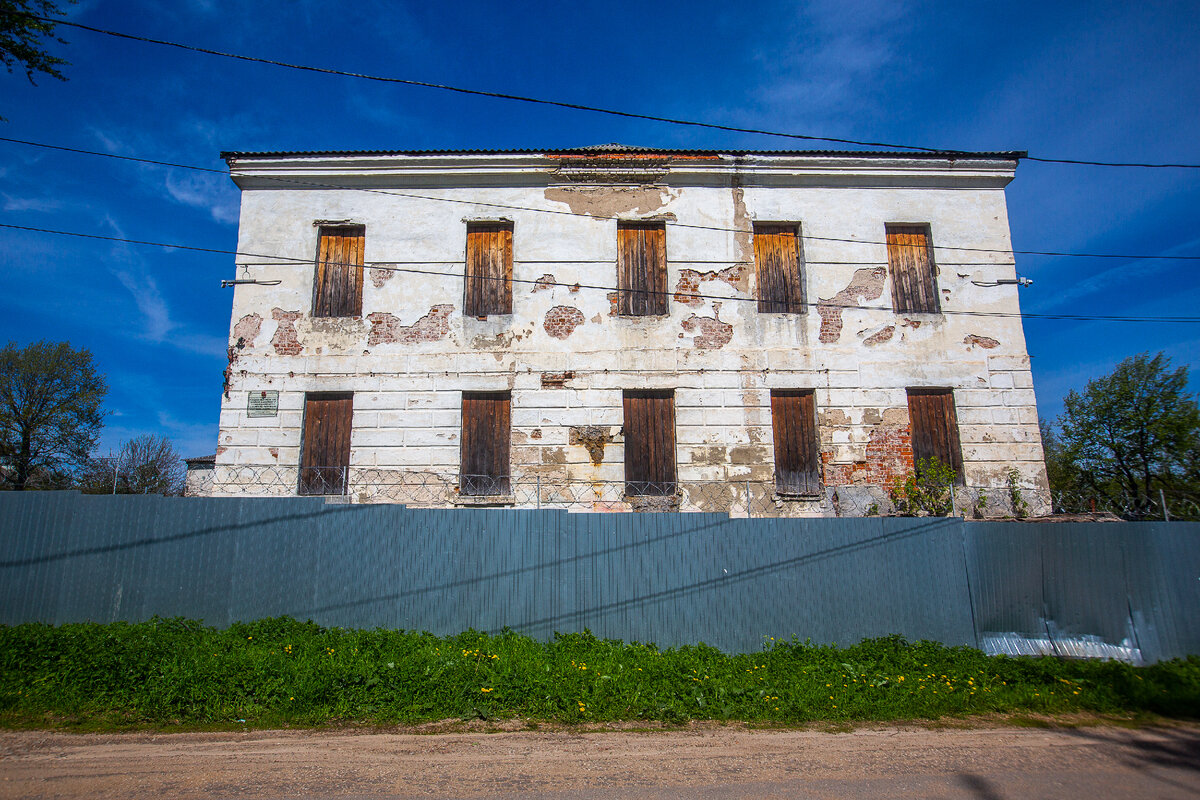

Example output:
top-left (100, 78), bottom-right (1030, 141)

top-left (221, 147), bottom-right (1027, 163)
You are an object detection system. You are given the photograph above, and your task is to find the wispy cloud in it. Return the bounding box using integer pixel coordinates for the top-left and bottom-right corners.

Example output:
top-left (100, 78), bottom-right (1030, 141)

top-left (745, 0), bottom-right (916, 124)
top-left (2, 193), bottom-right (63, 213)
top-left (163, 171), bottom-right (240, 225)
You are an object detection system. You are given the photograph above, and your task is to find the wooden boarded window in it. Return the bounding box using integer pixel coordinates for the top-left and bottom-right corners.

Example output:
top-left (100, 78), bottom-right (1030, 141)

top-left (623, 390), bottom-right (676, 495)
top-left (755, 224), bottom-right (806, 313)
top-left (299, 393), bottom-right (353, 495)
top-left (616, 222), bottom-right (668, 316)
top-left (312, 225), bottom-right (364, 317)
top-left (906, 388), bottom-right (964, 484)
top-left (460, 392), bottom-right (511, 496)
top-left (464, 222), bottom-right (513, 317)
top-left (886, 224), bottom-right (940, 314)
top-left (771, 390), bottom-right (819, 495)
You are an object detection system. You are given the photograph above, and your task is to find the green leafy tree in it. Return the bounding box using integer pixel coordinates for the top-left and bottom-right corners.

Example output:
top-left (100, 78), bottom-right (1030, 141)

top-left (1, 1), bottom-right (74, 85)
top-left (1056, 352), bottom-right (1199, 508)
top-left (0, 340), bottom-right (106, 490)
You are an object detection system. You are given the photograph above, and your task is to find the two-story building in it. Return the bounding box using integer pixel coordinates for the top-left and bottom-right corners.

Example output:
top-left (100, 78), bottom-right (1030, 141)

top-left (206, 145), bottom-right (1050, 516)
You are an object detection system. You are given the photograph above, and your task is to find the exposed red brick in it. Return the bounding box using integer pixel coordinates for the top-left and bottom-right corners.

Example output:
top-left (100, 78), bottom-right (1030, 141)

top-left (215, 446), bottom-right (227, 457)
top-left (673, 265), bottom-right (746, 306)
top-left (607, 291), bottom-right (620, 315)
top-left (232, 313), bottom-right (262, 349)
top-left (964, 334), bottom-right (1001, 349)
top-left (863, 325), bottom-right (895, 347)
top-left (268, 447), bottom-right (279, 459)
top-left (366, 305), bottom-right (454, 346)
top-left (369, 268), bottom-right (394, 288)
top-left (682, 307), bottom-right (733, 350)
top-left (817, 267), bottom-right (887, 343)
top-left (530, 429), bottom-right (542, 440)
top-left (532, 274), bottom-right (556, 292)
top-left (544, 306), bottom-right (585, 339)
top-left (541, 371), bottom-right (575, 387)
top-left (822, 422), bottom-right (913, 487)
top-left (271, 309), bottom-right (302, 355)
top-left (570, 283), bottom-right (580, 293)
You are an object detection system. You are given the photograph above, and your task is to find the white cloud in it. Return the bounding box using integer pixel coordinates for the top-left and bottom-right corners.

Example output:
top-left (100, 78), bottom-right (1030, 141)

top-left (2, 193), bottom-right (63, 212)
top-left (746, 0), bottom-right (916, 124)
top-left (163, 171), bottom-right (240, 225)
top-left (114, 270), bottom-right (175, 342)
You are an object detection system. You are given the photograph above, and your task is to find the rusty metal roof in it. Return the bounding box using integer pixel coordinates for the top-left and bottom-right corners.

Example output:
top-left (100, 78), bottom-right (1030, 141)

top-left (221, 146), bottom-right (1026, 162)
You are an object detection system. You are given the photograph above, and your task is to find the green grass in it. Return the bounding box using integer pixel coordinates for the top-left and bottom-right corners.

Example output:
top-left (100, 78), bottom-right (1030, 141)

top-left (1, 618), bottom-right (1197, 731)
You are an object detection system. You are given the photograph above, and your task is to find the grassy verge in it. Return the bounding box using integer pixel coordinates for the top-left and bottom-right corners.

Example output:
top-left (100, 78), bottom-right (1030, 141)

top-left (1, 618), bottom-right (1196, 731)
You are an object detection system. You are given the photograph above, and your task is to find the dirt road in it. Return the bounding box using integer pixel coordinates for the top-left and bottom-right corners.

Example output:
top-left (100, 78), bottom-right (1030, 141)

top-left (1, 722), bottom-right (1198, 799)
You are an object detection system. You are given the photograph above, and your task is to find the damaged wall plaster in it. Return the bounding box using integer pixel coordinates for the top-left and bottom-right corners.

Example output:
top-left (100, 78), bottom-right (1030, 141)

top-left (818, 268), bottom-right (887, 343)
top-left (367, 305), bottom-right (454, 346)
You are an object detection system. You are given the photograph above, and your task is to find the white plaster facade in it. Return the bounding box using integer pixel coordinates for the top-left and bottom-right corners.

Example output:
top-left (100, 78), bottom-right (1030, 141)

top-left (210, 146), bottom-right (1050, 515)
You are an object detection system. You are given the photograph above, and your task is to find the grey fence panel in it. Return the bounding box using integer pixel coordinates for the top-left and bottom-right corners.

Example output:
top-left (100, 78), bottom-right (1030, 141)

top-left (1123, 523), bottom-right (1200, 662)
top-left (1040, 525), bottom-right (1134, 650)
top-left (0, 493), bottom-right (77, 624)
top-left (1, 494), bottom-right (1198, 661)
top-left (963, 524), bottom-right (1045, 643)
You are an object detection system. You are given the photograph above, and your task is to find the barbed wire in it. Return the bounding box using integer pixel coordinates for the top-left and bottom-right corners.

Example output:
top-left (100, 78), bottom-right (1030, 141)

top-left (186, 466), bottom-right (1195, 521)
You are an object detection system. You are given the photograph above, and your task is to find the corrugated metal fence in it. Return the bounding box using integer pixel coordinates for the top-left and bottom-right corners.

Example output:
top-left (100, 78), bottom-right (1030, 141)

top-left (1, 492), bottom-right (1197, 662)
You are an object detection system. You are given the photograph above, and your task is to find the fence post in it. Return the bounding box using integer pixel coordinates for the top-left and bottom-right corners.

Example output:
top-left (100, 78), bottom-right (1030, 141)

top-left (537, 475), bottom-right (541, 510)
top-left (112, 461), bottom-right (118, 495)
top-left (746, 480), bottom-right (752, 518)
top-left (342, 466), bottom-right (348, 496)
top-left (1160, 488), bottom-right (1170, 522)
top-left (949, 483), bottom-right (957, 517)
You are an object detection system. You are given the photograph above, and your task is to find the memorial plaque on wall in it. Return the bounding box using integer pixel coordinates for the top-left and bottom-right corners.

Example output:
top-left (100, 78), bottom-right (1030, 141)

top-left (247, 390), bottom-right (279, 417)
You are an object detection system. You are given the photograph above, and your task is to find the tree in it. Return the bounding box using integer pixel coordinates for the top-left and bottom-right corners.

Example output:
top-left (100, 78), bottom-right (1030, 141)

top-left (0, 340), bottom-right (106, 490)
top-left (80, 434), bottom-right (185, 496)
top-left (1054, 352), bottom-right (1199, 508)
top-left (1, 0), bottom-right (74, 85)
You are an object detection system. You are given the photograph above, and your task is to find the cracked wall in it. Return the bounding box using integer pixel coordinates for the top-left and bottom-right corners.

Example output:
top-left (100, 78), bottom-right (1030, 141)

top-left (212, 159), bottom-right (1047, 515)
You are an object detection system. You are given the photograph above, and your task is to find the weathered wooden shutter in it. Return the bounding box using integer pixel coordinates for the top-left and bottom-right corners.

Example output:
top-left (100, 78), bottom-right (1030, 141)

top-left (906, 388), bottom-right (964, 483)
top-left (460, 392), bottom-right (511, 496)
top-left (771, 390), bottom-right (819, 495)
top-left (886, 224), bottom-right (939, 314)
top-left (464, 223), bottom-right (513, 317)
top-left (754, 224), bottom-right (806, 314)
top-left (299, 393), bottom-right (353, 495)
top-left (616, 223), bottom-right (668, 316)
top-left (313, 225), bottom-right (365, 317)
top-left (623, 390), bottom-right (676, 495)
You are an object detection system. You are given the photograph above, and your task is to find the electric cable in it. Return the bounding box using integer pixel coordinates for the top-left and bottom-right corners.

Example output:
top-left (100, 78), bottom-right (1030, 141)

top-left (4, 221), bottom-right (1199, 325)
top-left (4, 135), bottom-right (1199, 263)
top-left (21, 16), bottom-right (1200, 170)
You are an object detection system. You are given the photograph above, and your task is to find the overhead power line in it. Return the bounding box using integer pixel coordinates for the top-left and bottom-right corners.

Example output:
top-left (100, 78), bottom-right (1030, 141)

top-left (29, 16), bottom-right (1200, 171)
top-left (4, 221), bottom-right (1199, 325)
top-left (4, 135), bottom-right (1200, 263)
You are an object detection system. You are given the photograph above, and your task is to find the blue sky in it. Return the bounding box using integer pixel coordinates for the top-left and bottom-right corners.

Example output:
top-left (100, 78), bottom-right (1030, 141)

top-left (2, 0), bottom-right (1197, 458)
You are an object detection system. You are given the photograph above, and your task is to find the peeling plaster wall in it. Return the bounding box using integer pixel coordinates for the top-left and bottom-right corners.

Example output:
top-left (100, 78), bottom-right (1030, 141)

top-left (213, 154), bottom-right (1049, 515)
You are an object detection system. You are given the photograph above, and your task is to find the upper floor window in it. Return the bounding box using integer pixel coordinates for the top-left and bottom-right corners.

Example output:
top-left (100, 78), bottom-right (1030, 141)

top-left (616, 222), bottom-right (668, 316)
top-left (312, 225), bottom-right (364, 318)
top-left (906, 388), bottom-right (963, 484)
top-left (886, 224), bottom-right (940, 314)
top-left (754, 224), bottom-right (806, 314)
top-left (464, 222), bottom-right (513, 317)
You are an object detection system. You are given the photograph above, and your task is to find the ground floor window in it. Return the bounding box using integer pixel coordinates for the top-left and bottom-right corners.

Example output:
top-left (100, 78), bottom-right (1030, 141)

top-left (623, 390), bottom-right (676, 495)
top-left (460, 392), bottom-right (511, 496)
top-left (299, 393), bottom-right (353, 495)
top-left (906, 388), bottom-right (964, 483)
